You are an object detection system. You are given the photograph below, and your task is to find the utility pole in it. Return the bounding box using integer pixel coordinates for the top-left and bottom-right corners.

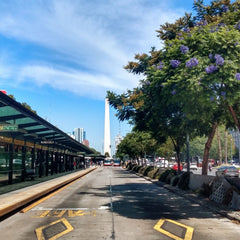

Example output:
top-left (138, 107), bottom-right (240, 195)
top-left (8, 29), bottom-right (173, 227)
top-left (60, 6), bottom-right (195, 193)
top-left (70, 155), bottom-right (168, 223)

top-left (186, 133), bottom-right (190, 172)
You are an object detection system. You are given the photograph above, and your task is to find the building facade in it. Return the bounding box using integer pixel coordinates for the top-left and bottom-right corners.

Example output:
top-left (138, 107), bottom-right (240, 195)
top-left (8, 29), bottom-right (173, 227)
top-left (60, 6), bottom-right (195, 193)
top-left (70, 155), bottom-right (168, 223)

top-left (74, 128), bottom-right (86, 143)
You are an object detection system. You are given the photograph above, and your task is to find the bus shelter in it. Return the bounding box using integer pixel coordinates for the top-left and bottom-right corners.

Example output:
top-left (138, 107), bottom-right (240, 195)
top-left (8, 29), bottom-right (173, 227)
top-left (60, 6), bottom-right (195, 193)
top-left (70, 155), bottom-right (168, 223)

top-left (0, 91), bottom-right (94, 185)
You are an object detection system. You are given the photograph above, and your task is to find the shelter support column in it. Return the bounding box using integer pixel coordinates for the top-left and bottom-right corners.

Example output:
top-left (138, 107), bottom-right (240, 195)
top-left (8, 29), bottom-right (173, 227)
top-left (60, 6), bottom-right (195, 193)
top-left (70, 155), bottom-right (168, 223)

top-left (8, 140), bottom-right (14, 185)
top-left (45, 150), bottom-right (49, 176)
top-left (21, 144), bottom-right (26, 181)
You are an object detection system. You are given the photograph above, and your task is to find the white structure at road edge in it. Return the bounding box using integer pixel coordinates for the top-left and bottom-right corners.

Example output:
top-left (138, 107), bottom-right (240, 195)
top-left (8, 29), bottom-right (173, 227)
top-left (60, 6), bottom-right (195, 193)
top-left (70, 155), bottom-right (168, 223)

top-left (104, 97), bottom-right (111, 157)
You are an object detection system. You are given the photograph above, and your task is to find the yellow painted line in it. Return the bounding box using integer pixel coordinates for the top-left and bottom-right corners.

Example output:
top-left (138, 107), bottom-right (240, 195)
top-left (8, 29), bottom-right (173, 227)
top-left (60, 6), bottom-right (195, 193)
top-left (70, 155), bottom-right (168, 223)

top-left (68, 210), bottom-right (86, 217)
top-left (35, 218), bottom-right (73, 240)
top-left (154, 218), bottom-right (194, 240)
top-left (21, 176), bottom-right (85, 213)
top-left (50, 210), bottom-right (66, 217)
top-left (39, 210), bottom-right (51, 218)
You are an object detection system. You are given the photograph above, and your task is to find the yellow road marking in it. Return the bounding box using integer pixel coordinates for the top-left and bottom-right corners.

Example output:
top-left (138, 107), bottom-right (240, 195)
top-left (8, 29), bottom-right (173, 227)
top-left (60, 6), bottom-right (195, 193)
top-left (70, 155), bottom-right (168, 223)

top-left (38, 210), bottom-right (51, 218)
top-left (33, 209), bottom-right (97, 218)
top-left (154, 218), bottom-right (194, 240)
top-left (49, 210), bottom-right (66, 217)
top-left (68, 210), bottom-right (86, 217)
top-left (35, 218), bottom-right (73, 240)
top-left (21, 176), bottom-right (85, 213)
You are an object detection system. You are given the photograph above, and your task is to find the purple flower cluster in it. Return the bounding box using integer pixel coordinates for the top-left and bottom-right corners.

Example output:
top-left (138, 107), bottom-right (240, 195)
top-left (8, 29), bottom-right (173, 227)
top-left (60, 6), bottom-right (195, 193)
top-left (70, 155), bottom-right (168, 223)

top-left (221, 91), bottom-right (226, 100)
top-left (218, 22), bottom-right (226, 28)
top-left (195, 19), bottom-right (208, 27)
top-left (183, 27), bottom-right (190, 33)
top-left (205, 65), bottom-right (218, 74)
top-left (170, 60), bottom-right (181, 68)
top-left (236, 72), bottom-right (240, 80)
top-left (180, 45), bottom-right (189, 54)
top-left (222, 5), bottom-right (229, 12)
top-left (186, 58), bottom-right (199, 68)
top-left (235, 22), bottom-right (240, 31)
top-left (156, 61), bottom-right (164, 70)
top-left (209, 26), bottom-right (219, 33)
top-left (210, 96), bottom-right (214, 102)
top-left (214, 54), bottom-right (224, 66)
top-left (171, 90), bottom-right (177, 95)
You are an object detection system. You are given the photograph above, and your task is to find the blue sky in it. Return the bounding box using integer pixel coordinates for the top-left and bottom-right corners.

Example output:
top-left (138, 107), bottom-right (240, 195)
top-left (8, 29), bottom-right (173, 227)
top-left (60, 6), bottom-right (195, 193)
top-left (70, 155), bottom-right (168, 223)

top-left (0, 0), bottom-right (211, 154)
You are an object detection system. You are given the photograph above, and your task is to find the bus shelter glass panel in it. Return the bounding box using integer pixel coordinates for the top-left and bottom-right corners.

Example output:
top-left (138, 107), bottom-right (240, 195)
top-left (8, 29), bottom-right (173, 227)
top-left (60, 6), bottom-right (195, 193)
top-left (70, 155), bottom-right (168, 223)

top-left (26, 149), bottom-right (32, 170)
top-left (0, 143), bottom-right (9, 183)
top-left (12, 151), bottom-right (22, 180)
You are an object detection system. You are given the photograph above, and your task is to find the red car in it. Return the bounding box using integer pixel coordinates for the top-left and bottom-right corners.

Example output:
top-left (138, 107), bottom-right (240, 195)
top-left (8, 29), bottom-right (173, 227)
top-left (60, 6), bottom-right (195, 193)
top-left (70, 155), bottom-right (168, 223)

top-left (172, 163), bottom-right (183, 171)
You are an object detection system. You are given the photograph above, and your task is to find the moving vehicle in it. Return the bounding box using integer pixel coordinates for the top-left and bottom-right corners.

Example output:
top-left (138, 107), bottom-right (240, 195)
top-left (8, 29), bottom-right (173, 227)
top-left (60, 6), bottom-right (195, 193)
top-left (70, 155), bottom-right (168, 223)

top-left (113, 159), bottom-right (121, 166)
top-left (216, 166), bottom-right (239, 178)
top-left (104, 159), bottom-right (112, 166)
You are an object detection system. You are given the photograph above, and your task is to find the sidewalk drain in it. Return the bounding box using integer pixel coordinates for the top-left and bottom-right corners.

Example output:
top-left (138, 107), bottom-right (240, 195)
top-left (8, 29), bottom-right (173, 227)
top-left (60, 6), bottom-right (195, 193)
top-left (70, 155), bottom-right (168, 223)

top-left (162, 220), bottom-right (186, 239)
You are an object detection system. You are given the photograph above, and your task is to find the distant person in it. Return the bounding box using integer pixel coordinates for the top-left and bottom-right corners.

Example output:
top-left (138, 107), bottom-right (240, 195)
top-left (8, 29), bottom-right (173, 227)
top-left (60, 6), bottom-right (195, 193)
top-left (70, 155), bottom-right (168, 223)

top-left (208, 162), bottom-right (212, 172)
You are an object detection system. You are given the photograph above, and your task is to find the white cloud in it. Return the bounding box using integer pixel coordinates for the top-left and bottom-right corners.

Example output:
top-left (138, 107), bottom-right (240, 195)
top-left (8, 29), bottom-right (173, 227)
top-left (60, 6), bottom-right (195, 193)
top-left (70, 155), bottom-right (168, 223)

top-left (18, 64), bottom-right (134, 99)
top-left (0, 0), bottom-right (185, 99)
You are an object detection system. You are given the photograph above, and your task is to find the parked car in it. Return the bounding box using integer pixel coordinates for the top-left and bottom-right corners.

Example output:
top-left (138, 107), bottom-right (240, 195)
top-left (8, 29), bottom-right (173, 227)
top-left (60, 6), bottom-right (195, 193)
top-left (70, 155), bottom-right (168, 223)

top-left (172, 163), bottom-right (183, 171)
top-left (190, 163), bottom-right (198, 170)
top-left (216, 166), bottom-right (239, 178)
top-left (155, 160), bottom-right (168, 168)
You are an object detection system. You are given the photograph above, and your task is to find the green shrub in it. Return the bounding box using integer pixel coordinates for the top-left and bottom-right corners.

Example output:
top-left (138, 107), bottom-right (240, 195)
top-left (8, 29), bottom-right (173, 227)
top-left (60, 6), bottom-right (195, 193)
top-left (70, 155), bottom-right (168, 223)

top-left (143, 166), bottom-right (154, 176)
top-left (147, 168), bottom-right (160, 179)
top-left (159, 169), bottom-right (177, 183)
top-left (126, 162), bottom-right (136, 170)
top-left (139, 166), bottom-right (147, 174)
top-left (178, 172), bottom-right (190, 190)
top-left (132, 165), bottom-right (138, 172)
top-left (197, 183), bottom-right (212, 197)
top-left (132, 165), bottom-right (142, 172)
top-left (172, 176), bottom-right (179, 186)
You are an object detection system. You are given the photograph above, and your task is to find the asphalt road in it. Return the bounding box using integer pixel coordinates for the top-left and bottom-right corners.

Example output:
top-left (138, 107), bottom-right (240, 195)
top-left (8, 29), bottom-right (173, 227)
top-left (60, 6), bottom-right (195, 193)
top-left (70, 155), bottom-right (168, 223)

top-left (0, 167), bottom-right (240, 240)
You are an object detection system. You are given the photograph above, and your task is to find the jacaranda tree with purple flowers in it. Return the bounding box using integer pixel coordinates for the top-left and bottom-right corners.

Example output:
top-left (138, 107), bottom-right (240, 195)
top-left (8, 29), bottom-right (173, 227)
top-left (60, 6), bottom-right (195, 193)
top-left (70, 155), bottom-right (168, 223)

top-left (108, 0), bottom-right (240, 175)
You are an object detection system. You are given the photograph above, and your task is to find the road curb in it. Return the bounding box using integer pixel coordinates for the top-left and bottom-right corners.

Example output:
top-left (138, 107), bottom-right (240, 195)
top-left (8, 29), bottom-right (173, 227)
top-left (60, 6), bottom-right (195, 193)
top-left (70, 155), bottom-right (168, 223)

top-left (0, 167), bottom-right (96, 218)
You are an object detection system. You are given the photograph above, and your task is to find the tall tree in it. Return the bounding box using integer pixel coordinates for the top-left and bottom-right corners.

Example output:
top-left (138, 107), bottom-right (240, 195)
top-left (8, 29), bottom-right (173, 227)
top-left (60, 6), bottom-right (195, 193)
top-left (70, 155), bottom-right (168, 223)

top-left (108, 0), bottom-right (240, 175)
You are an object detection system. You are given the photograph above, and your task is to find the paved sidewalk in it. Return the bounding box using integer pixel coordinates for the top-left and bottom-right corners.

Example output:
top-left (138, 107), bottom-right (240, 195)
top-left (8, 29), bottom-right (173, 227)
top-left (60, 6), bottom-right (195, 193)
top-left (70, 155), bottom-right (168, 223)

top-left (0, 167), bottom-right (96, 218)
top-left (138, 173), bottom-right (240, 223)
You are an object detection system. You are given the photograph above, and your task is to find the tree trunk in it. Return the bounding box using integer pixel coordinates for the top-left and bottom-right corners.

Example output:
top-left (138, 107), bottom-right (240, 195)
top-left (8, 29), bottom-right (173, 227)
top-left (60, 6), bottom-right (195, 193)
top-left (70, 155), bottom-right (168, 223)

top-left (224, 129), bottom-right (228, 164)
top-left (217, 127), bottom-right (222, 165)
top-left (228, 105), bottom-right (240, 131)
top-left (202, 122), bottom-right (218, 175)
top-left (170, 137), bottom-right (181, 174)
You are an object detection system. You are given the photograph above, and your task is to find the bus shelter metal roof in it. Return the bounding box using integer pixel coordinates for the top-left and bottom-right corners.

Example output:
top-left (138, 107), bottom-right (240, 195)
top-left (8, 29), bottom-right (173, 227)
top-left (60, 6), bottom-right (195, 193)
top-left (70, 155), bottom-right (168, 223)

top-left (0, 91), bottom-right (94, 154)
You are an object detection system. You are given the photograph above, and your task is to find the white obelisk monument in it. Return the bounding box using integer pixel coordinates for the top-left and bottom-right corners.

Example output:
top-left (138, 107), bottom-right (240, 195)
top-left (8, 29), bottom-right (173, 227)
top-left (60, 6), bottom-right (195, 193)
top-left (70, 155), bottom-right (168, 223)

top-left (104, 97), bottom-right (111, 157)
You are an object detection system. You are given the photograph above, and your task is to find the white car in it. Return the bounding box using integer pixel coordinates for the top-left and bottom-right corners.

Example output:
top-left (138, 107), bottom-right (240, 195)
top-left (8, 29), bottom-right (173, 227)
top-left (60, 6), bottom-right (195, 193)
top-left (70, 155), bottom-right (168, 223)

top-left (190, 163), bottom-right (198, 170)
